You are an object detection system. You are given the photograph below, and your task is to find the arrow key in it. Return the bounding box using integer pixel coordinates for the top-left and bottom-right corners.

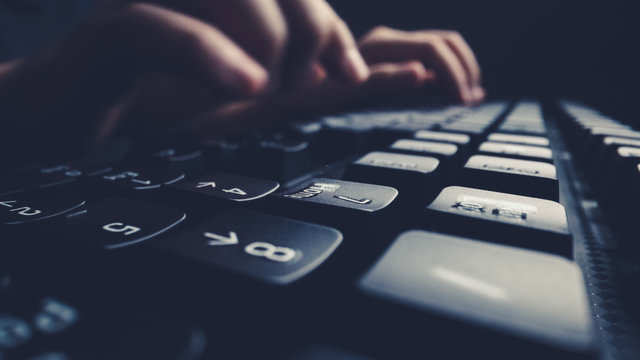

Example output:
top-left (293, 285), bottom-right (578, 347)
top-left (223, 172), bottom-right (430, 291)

top-left (154, 209), bottom-right (342, 284)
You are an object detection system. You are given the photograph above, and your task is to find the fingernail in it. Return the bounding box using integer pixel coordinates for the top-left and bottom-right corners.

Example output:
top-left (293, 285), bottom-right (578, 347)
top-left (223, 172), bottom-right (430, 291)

top-left (341, 48), bottom-right (370, 83)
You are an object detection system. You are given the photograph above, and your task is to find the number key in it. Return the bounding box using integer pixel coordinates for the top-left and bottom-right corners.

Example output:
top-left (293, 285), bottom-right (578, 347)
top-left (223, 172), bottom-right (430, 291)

top-left (154, 209), bottom-right (342, 284)
top-left (66, 197), bottom-right (186, 249)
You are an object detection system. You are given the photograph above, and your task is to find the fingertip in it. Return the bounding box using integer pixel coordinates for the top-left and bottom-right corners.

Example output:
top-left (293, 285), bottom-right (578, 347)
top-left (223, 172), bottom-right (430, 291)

top-left (341, 48), bottom-right (370, 84)
top-left (226, 62), bottom-right (270, 95)
top-left (472, 86), bottom-right (486, 102)
top-left (400, 61), bottom-right (435, 87)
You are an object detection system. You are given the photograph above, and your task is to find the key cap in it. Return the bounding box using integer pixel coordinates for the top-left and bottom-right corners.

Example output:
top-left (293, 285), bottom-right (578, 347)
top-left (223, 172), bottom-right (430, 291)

top-left (389, 139), bottom-right (459, 169)
top-left (312, 116), bottom-right (377, 162)
top-left (270, 179), bottom-right (399, 243)
top-left (168, 172), bottom-right (280, 203)
top-left (97, 167), bottom-right (185, 191)
top-left (138, 147), bottom-right (206, 175)
top-left (233, 134), bottom-right (315, 182)
top-left (414, 130), bottom-right (471, 146)
top-left (155, 209), bottom-right (342, 285)
top-left (32, 163), bottom-right (112, 190)
top-left (0, 163), bottom-right (111, 196)
top-left (200, 139), bottom-right (241, 170)
top-left (595, 146), bottom-right (640, 204)
top-left (274, 178), bottom-right (397, 213)
top-left (0, 196), bottom-right (85, 226)
top-left (582, 136), bottom-right (640, 183)
top-left (359, 230), bottom-right (594, 358)
top-left (478, 141), bottom-right (553, 162)
top-left (458, 155), bottom-right (559, 201)
top-left (487, 133), bottom-right (550, 147)
top-left (65, 197), bottom-right (185, 249)
top-left (425, 186), bottom-right (572, 257)
top-left (344, 152), bottom-right (442, 202)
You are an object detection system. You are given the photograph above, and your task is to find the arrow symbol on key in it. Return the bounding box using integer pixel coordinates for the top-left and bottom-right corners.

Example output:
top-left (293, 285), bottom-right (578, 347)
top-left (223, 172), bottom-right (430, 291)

top-left (197, 182), bottom-right (216, 188)
top-left (204, 231), bottom-right (239, 246)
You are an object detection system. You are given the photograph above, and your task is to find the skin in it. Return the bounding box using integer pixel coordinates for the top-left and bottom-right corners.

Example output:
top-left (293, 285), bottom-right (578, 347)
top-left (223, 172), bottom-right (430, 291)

top-left (0, 0), bottom-right (485, 157)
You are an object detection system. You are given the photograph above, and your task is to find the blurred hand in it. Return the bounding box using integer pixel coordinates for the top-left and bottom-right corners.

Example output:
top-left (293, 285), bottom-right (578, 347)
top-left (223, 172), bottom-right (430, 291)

top-left (0, 0), bottom-right (369, 155)
top-left (178, 26), bottom-right (485, 138)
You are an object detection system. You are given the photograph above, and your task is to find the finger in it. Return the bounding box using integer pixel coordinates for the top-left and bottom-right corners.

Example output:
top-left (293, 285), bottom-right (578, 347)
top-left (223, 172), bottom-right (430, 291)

top-left (321, 18), bottom-right (370, 84)
top-left (164, 0), bottom-right (287, 90)
top-left (435, 30), bottom-right (482, 89)
top-left (103, 3), bottom-right (269, 95)
top-left (189, 61), bottom-right (434, 138)
top-left (278, 0), bottom-right (368, 87)
top-left (359, 28), bottom-right (474, 104)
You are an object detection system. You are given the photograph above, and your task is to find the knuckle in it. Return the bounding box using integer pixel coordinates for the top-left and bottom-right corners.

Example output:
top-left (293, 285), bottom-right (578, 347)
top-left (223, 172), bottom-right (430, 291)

top-left (368, 25), bottom-right (394, 39)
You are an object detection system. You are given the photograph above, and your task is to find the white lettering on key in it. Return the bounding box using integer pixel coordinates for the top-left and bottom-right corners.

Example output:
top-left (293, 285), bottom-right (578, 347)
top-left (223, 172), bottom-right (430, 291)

top-left (222, 188), bottom-right (247, 196)
top-left (102, 222), bottom-right (141, 235)
top-left (204, 231), bottom-right (238, 246)
top-left (197, 182), bottom-right (216, 189)
top-left (0, 200), bottom-right (17, 208)
top-left (333, 195), bottom-right (372, 205)
top-left (244, 242), bottom-right (296, 263)
top-left (9, 206), bottom-right (41, 216)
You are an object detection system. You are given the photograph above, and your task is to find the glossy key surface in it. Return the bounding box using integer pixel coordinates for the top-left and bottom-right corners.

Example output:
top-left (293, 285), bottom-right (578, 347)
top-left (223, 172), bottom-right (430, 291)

top-left (426, 186), bottom-right (571, 257)
top-left (459, 155), bottom-right (559, 200)
top-left (66, 197), bottom-right (186, 249)
top-left (360, 230), bottom-right (593, 356)
top-left (155, 209), bottom-right (342, 284)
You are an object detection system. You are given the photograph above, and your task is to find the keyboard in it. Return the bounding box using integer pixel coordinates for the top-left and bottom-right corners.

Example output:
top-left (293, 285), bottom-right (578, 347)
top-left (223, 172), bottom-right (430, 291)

top-left (1, 100), bottom-right (640, 359)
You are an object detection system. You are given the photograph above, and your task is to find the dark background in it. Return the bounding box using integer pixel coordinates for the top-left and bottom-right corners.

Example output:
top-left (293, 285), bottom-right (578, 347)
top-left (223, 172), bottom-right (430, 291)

top-left (333, 0), bottom-right (639, 123)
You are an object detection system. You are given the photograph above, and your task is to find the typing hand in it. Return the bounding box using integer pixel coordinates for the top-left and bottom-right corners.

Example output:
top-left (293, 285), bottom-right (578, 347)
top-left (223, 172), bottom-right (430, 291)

top-left (183, 26), bottom-right (486, 137)
top-left (0, 0), bottom-right (368, 155)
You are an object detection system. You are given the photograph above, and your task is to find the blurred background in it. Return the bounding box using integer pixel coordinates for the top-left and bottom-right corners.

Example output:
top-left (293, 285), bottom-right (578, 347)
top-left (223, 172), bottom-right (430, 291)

top-left (333, 0), bottom-right (639, 122)
top-left (1, 0), bottom-right (638, 122)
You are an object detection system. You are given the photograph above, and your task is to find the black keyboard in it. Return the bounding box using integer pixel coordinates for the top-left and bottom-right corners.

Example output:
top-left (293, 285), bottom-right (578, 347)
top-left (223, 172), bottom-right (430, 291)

top-left (2, 100), bottom-right (640, 360)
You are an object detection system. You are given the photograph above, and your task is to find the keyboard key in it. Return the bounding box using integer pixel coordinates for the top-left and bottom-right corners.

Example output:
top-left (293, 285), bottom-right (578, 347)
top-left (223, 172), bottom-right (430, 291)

top-left (359, 230), bottom-right (594, 357)
top-left (274, 178), bottom-right (397, 213)
top-left (168, 172), bottom-right (280, 202)
top-left (200, 139), bottom-right (241, 170)
top-left (425, 186), bottom-right (572, 257)
top-left (0, 163), bottom-right (111, 196)
top-left (138, 147), bottom-right (206, 175)
top-left (155, 209), bottom-right (342, 285)
top-left (233, 135), bottom-right (315, 182)
top-left (459, 155), bottom-right (559, 200)
top-left (389, 139), bottom-right (459, 168)
top-left (0, 196), bottom-right (85, 226)
top-left (271, 178), bottom-right (399, 242)
top-left (345, 152), bottom-right (442, 202)
top-left (487, 133), bottom-right (550, 146)
top-left (98, 167), bottom-right (185, 191)
top-left (478, 141), bottom-right (553, 162)
top-left (414, 130), bottom-right (471, 145)
top-left (312, 116), bottom-right (377, 161)
top-left (66, 197), bottom-right (185, 249)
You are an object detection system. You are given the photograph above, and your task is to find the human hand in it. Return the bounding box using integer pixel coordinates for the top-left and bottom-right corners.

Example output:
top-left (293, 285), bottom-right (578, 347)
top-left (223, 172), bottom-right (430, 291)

top-left (178, 26), bottom-right (485, 138)
top-left (0, 0), bottom-right (368, 156)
